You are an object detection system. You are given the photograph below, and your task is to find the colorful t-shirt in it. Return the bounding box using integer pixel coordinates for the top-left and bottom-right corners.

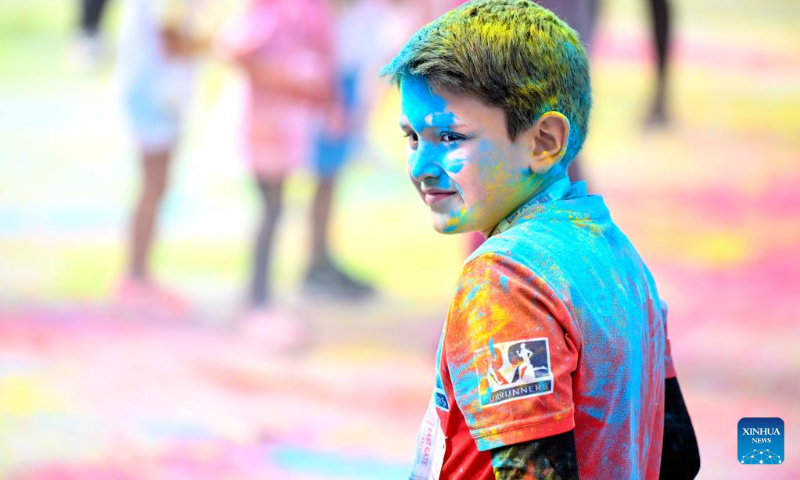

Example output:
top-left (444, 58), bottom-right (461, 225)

top-left (412, 179), bottom-right (675, 479)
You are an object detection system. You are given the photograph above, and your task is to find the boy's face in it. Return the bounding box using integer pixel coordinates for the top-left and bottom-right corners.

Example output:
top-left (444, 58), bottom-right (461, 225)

top-left (399, 75), bottom-right (540, 235)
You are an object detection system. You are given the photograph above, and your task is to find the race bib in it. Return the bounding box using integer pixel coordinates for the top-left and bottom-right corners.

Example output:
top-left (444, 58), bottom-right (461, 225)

top-left (410, 394), bottom-right (446, 480)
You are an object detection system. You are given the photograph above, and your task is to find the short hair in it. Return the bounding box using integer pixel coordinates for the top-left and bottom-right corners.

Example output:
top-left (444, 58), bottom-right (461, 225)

top-left (381, 0), bottom-right (592, 164)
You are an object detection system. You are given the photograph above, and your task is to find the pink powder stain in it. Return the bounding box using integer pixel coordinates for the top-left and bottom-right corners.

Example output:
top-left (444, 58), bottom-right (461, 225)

top-left (11, 464), bottom-right (141, 480)
top-left (0, 304), bottom-right (430, 478)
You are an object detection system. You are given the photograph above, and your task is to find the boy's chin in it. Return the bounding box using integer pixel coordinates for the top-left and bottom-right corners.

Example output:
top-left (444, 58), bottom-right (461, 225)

top-left (431, 213), bottom-right (475, 235)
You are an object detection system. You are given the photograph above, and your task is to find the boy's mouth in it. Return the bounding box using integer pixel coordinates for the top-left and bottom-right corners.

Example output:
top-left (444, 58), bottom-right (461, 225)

top-left (422, 187), bottom-right (457, 206)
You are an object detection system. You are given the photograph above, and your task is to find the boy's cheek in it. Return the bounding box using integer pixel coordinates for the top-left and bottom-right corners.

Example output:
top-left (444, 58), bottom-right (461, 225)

top-left (442, 154), bottom-right (466, 175)
top-left (470, 161), bottom-right (512, 200)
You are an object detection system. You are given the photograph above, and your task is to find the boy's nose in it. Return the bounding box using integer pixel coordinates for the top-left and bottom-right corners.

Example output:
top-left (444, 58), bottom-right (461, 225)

top-left (408, 149), bottom-right (444, 183)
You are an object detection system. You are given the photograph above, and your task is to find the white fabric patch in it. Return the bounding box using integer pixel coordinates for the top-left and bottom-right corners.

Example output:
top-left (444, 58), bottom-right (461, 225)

top-left (410, 394), bottom-right (446, 480)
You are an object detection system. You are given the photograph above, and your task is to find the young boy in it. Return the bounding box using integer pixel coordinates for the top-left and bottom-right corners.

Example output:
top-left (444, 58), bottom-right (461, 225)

top-left (381, 1), bottom-right (699, 478)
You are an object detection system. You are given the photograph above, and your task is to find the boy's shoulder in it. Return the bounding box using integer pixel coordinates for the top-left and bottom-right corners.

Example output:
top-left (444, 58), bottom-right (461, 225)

top-left (466, 194), bottom-right (612, 272)
top-left (461, 225), bottom-right (564, 296)
top-left (460, 190), bottom-right (648, 296)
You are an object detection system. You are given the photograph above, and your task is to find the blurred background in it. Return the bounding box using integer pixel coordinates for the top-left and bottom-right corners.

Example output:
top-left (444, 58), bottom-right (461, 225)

top-left (0, 0), bottom-right (798, 478)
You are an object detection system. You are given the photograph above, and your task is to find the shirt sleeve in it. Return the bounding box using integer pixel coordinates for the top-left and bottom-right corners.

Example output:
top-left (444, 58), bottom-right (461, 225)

top-left (444, 252), bottom-right (580, 451)
top-left (660, 300), bottom-right (677, 379)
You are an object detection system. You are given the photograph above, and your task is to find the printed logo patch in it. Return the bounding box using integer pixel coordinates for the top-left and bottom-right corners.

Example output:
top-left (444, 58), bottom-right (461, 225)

top-left (738, 417), bottom-right (784, 465)
top-left (473, 338), bottom-right (553, 407)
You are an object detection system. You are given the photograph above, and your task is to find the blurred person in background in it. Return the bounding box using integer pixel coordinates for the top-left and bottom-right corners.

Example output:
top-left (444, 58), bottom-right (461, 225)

top-left (306, 0), bottom-right (433, 294)
top-left (219, 0), bottom-right (374, 345)
top-left (521, 0), bottom-right (673, 127)
top-left (643, 0), bottom-right (672, 126)
top-left (116, 0), bottom-right (209, 318)
top-left (536, 1), bottom-right (674, 128)
top-left (74, 0), bottom-right (113, 67)
top-left (303, 0), bottom-right (393, 299)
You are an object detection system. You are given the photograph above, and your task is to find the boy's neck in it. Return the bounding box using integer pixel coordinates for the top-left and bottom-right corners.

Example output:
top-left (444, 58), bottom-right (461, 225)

top-left (531, 172), bottom-right (570, 201)
top-left (482, 173), bottom-right (572, 238)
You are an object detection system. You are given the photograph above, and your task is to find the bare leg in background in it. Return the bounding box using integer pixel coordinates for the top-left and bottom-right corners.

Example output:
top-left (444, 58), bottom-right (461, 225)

top-left (250, 178), bottom-right (284, 308)
top-left (130, 148), bottom-right (171, 281)
top-left (309, 177), bottom-right (334, 270)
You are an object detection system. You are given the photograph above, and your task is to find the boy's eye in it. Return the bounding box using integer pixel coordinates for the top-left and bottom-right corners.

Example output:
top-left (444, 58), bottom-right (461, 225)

top-left (404, 131), bottom-right (419, 149)
top-left (440, 132), bottom-right (464, 144)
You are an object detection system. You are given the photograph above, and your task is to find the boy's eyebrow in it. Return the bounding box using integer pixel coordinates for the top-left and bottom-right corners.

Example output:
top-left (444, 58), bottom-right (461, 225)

top-left (427, 112), bottom-right (469, 129)
top-left (400, 114), bottom-right (471, 131)
top-left (449, 119), bottom-right (471, 129)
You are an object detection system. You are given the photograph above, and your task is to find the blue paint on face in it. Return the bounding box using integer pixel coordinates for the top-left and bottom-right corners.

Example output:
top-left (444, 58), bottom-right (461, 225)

top-left (445, 161), bottom-right (464, 174)
top-left (400, 76), bottom-right (466, 188)
top-left (400, 75), bottom-right (475, 231)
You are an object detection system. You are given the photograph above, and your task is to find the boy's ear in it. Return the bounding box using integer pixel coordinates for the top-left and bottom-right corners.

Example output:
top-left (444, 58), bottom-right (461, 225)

top-left (527, 112), bottom-right (570, 175)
